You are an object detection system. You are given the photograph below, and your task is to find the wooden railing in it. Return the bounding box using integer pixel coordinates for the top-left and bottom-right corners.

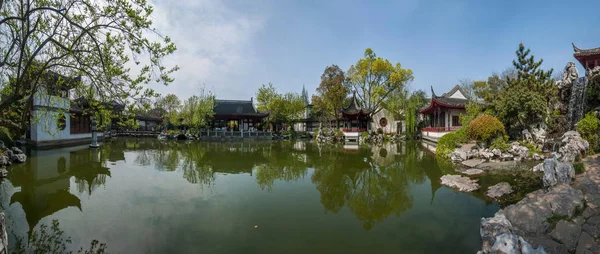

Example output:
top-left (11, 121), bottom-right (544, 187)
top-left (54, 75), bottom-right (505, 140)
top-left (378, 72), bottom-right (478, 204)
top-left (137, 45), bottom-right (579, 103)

top-left (341, 128), bottom-right (367, 132)
top-left (421, 126), bottom-right (461, 132)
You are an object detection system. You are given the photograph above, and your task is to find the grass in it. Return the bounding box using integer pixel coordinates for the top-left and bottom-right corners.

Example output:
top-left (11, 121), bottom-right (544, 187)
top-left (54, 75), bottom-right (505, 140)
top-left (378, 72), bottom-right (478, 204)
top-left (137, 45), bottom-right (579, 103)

top-left (574, 162), bottom-right (585, 174)
top-left (547, 214), bottom-right (568, 228)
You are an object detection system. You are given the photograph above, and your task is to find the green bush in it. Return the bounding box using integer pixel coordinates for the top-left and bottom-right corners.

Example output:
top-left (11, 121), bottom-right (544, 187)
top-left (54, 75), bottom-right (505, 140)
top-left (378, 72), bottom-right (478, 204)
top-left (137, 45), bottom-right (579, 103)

top-left (574, 162), bottom-right (585, 174)
top-left (0, 126), bottom-right (14, 146)
top-left (490, 136), bottom-right (510, 152)
top-left (377, 128), bottom-right (383, 135)
top-left (518, 141), bottom-right (542, 156)
top-left (460, 103), bottom-right (483, 127)
top-left (334, 128), bottom-right (344, 138)
top-left (467, 115), bottom-right (506, 143)
top-left (576, 112), bottom-right (599, 153)
top-left (436, 127), bottom-right (468, 159)
top-left (360, 132), bottom-right (369, 139)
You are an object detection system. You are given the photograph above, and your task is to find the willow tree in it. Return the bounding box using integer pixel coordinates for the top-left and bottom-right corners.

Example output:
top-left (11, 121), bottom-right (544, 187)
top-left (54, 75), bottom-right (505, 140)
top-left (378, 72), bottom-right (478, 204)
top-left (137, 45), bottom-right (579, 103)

top-left (255, 83), bottom-right (305, 130)
top-left (0, 0), bottom-right (178, 136)
top-left (346, 48), bottom-right (413, 117)
top-left (312, 64), bottom-right (349, 127)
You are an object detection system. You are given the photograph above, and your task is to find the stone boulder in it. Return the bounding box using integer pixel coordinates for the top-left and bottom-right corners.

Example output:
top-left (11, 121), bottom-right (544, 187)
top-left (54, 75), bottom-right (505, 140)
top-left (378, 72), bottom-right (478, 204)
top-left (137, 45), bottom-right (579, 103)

top-left (11, 153), bottom-right (26, 163)
top-left (532, 162), bottom-right (544, 172)
top-left (491, 148), bottom-right (502, 157)
top-left (478, 210), bottom-right (547, 254)
top-left (440, 174), bottom-right (480, 192)
top-left (461, 159), bottom-right (484, 168)
top-left (504, 185), bottom-right (584, 236)
top-left (0, 155), bottom-right (8, 167)
top-left (0, 168), bottom-right (7, 178)
top-left (541, 158), bottom-right (574, 187)
top-left (460, 168), bottom-right (484, 176)
top-left (549, 220), bottom-right (581, 251)
top-left (487, 182), bottom-right (513, 199)
top-left (11, 146), bottom-right (23, 154)
top-left (0, 212), bottom-right (6, 254)
top-left (558, 131), bottom-right (589, 162)
top-left (451, 149), bottom-right (467, 162)
top-left (508, 142), bottom-right (530, 159)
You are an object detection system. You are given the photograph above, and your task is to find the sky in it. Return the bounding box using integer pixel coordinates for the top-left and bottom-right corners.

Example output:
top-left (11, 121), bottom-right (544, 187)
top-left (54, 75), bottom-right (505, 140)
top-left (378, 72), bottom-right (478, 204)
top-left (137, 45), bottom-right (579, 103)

top-left (146, 0), bottom-right (600, 101)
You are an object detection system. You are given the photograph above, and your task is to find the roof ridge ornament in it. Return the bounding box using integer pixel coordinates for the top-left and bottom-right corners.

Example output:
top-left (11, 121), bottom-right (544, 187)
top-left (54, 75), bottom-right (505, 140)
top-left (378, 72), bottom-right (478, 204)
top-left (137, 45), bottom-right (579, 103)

top-left (572, 43), bottom-right (581, 52)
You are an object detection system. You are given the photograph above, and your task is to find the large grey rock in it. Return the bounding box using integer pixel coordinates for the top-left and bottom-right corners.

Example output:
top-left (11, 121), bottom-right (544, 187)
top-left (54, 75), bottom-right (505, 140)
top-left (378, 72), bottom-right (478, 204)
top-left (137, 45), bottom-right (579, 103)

top-left (0, 212), bottom-right (6, 254)
top-left (549, 220), bottom-right (582, 251)
top-left (11, 153), bottom-right (26, 163)
top-left (508, 142), bottom-right (530, 159)
top-left (0, 168), bottom-right (6, 178)
top-left (582, 215), bottom-right (600, 238)
top-left (576, 231), bottom-right (599, 254)
top-left (461, 168), bottom-right (484, 175)
top-left (490, 233), bottom-right (547, 254)
top-left (532, 162), bottom-right (544, 172)
top-left (451, 149), bottom-right (467, 162)
top-left (479, 211), bottom-right (547, 254)
top-left (487, 182), bottom-right (513, 199)
top-left (525, 236), bottom-right (568, 254)
top-left (0, 155), bottom-right (8, 167)
top-left (542, 158), bottom-right (575, 187)
top-left (504, 185), bottom-right (584, 236)
top-left (558, 131), bottom-right (589, 162)
top-left (480, 210), bottom-right (514, 252)
top-left (11, 146), bottom-right (23, 154)
top-left (440, 174), bottom-right (479, 192)
top-left (492, 148), bottom-right (502, 157)
top-left (461, 159), bottom-right (484, 168)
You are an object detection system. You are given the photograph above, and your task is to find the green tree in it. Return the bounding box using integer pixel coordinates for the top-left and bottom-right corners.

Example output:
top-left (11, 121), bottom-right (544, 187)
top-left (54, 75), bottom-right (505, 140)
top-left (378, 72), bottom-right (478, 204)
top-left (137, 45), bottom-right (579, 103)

top-left (494, 43), bottom-right (554, 133)
top-left (155, 94), bottom-right (181, 126)
top-left (346, 48), bottom-right (413, 117)
top-left (179, 90), bottom-right (215, 131)
top-left (255, 83), bottom-right (305, 130)
top-left (0, 0), bottom-right (178, 135)
top-left (312, 65), bottom-right (349, 127)
top-left (383, 88), bottom-right (426, 138)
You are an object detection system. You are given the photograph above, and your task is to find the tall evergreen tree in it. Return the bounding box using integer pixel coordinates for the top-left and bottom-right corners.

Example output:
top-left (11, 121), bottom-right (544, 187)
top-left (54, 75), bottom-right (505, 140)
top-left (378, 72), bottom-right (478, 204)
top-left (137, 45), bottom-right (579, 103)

top-left (495, 43), bottom-right (554, 134)
top-left (301, 85), bottom-right (309, 106)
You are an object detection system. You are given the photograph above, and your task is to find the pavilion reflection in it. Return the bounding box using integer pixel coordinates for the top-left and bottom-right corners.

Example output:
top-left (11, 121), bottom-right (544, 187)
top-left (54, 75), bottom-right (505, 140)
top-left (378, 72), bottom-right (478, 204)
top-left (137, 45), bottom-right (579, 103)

top-left (8, 145), bottom-right (114, 232)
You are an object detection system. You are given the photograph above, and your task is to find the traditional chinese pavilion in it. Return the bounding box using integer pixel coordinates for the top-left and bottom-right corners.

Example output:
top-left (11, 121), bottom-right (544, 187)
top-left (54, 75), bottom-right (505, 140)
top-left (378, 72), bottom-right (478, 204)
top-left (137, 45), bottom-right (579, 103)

top-left (419, 85), bottom-right (468, 141)
top-left (573, 43), bottom-right (600, 72)
top-left (340, 92), bottom-right (372, 132)
top-left (211, 98), bottom-right (269, 131)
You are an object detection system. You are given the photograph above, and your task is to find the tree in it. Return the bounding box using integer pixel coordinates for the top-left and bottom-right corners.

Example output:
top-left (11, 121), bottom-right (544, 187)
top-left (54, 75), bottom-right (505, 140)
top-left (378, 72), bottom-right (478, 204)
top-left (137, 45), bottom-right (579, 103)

top-left (255, 83), bottom-right (305, 130)
top-left (383, 87), bottom-right (426, 138)
top-left (494, 43), bottom-right (554, 133)
top-left (459, 78), bottom-right (477, 100)
top-left (155, 94), bottom-right (181, 125)
top-left (179, 89), bottom-right (215, 131)
top-left (312, 65), bottom-right (349, 127)
top-left (0, 0), bottom-right (178, 135)
top-left (346, 48), bottom-right (413, 117)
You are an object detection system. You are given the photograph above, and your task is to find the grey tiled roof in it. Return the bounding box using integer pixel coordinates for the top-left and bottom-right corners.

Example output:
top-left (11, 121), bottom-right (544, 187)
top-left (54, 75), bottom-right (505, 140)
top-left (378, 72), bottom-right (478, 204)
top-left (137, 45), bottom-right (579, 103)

top-left (573, 43), bottom-right (600, 57)
top-left (213, 99), bottom-right (268, 116)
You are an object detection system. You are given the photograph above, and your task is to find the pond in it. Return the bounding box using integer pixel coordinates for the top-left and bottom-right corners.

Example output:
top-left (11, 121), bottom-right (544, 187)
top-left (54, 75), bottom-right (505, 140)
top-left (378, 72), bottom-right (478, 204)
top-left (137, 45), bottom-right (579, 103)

top-left (0, 139), bottom-right (500, 253)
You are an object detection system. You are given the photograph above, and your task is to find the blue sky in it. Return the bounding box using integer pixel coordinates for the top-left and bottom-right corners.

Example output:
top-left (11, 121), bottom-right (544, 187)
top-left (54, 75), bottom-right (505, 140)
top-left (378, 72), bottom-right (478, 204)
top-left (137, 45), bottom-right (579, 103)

top-left (148, 0), bottom-right (600, 100)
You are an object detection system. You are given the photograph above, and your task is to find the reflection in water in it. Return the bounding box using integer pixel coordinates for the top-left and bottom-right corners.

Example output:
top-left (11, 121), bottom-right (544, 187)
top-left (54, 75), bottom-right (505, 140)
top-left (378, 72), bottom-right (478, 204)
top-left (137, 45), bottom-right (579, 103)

top-left (0, 139), bottom-right (495, 253)
top-left (11, 219), bottom-right (107, 254)
top-left (130, 140), bottom-right (457, 230)
top-left (7, 147), bottom-right (112, 233)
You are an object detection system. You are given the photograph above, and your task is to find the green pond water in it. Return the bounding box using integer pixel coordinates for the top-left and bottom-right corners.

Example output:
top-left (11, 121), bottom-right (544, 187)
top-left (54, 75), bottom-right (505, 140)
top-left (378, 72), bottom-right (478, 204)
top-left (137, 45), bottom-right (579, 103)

top-left (0, 139), bottom-right (501, 253)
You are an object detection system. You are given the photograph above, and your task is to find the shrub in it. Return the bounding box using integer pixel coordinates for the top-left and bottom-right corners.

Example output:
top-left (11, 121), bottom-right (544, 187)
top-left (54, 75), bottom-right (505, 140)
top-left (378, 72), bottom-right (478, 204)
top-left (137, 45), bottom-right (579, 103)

top-left (0, 126), bottom-right (14, 146)
top-left (574, 162), bottom-right (585, 174)
top-left (576, 112), bottom-right (599, 153)
top-left (436, 127), bottom-right (468, 158)
top-left (467, 115), bottom-right (506, 143)
top-left (460, 103), bottom-right (483, 127)
top-left (334, 128), bottom-right (344, 138)
top-left (490, 136), bottom-right (510, 152)
top-left (518, 141), bottom-right (542, 156)
top-left (377, 128), bottom-right (383, 135)
top-left (360, 132), bottom-right (369, 139)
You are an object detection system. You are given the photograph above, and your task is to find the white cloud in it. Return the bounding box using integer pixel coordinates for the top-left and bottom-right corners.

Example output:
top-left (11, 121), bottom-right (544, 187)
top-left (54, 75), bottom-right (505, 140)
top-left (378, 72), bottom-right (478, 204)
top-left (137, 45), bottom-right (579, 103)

top-left (144, 0), bottom-right (268, 100)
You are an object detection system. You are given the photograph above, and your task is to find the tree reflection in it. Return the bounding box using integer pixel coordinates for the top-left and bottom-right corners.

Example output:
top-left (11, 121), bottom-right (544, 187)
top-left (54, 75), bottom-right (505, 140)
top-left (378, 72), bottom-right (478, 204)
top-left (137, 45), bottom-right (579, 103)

top-left (12, 219), bottom-right (107, 254)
